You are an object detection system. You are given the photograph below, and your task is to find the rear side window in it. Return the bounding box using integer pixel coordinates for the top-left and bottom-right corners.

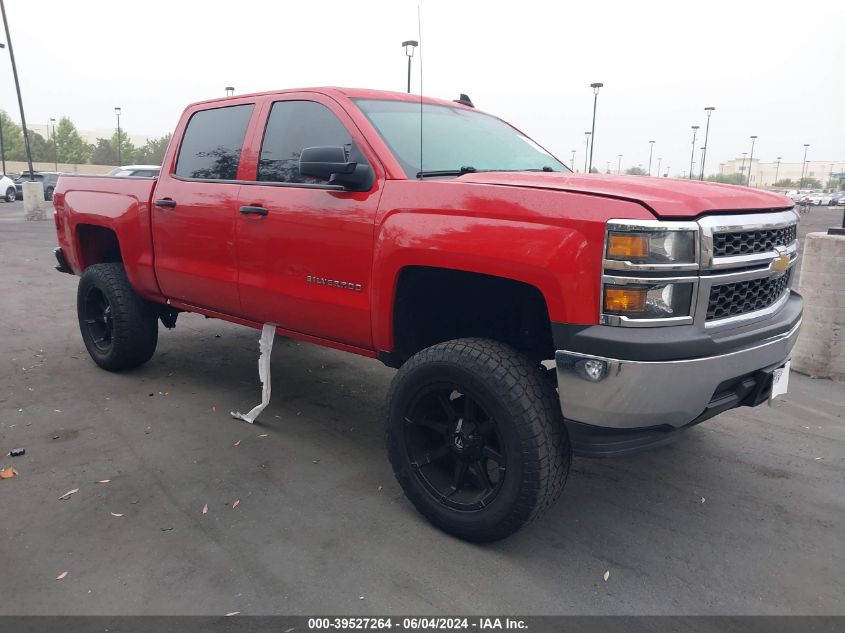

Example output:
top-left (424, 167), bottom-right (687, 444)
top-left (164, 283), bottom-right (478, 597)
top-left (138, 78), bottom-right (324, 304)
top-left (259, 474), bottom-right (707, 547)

top-left (257, 100), bottom-right (357, 184)
top-left (175, 104), bottom-right (254, 180)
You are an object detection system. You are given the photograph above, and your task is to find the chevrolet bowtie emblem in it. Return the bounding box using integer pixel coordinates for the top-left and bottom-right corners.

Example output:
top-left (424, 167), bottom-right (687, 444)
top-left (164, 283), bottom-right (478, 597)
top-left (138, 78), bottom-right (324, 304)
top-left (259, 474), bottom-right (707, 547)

top-left (770, 246), bottom-right (790, 276)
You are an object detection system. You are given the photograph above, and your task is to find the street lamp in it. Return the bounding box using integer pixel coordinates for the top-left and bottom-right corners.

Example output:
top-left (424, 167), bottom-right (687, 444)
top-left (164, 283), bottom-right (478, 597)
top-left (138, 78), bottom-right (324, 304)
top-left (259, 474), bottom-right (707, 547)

top-left (225, 86), bottom-right (235, 97)
top-left (0, 2), bottom-right (34, 179)
top-left (699, 147), bottom-right (705, 180)
top-left (774, 156), bottom-right (782, 186)
top-left (617, 154), bottom-right (622, 174)
top-left (657, 157), bottom-right (662, 177)
top-left (584, 131), bottom-right (591, 172)
top-left (747, 135), bottom-right (757, 186)
top-left (799, 144), bottom-right (810, 190)
top-left (50, 117), bottom-right (57, 170)
top-left (588, 82), bottom-right (603, 173)
top-left (114, 107), bottom-right (122, 167)
top-left (699, 106), bottom-right (715, 180)
top-left (402, 40), bottom-right (418, 93)
top-left (570, 149), bottom-right (576, 170)
top-left (740, 152), bottom-right (747, 179)
top-left (648, 140), bottom-right (655, 176)
top-left (689, 125), bottom-right (699, 179)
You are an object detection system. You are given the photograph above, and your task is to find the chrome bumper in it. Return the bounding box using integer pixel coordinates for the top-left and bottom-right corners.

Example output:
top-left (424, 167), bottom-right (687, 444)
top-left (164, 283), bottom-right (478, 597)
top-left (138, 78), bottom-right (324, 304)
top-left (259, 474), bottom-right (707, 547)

top-left (555, 320), bottom-right (801, 430)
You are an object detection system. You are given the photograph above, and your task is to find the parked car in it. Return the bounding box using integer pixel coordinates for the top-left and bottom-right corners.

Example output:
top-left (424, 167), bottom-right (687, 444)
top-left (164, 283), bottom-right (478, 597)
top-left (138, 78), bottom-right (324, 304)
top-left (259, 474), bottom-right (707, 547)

top-left (829, 191), bottom-right (845, 206)
top-left (52, 87), bottom-right (802, 542)
top-left (14, 171), bottom-right (61, 201)
top-left (807, 192), bottom-right (833, 206)
top-left (1, 174), bottom-right (16, 202)
top-left (105, 165), bottom-right (161, 178)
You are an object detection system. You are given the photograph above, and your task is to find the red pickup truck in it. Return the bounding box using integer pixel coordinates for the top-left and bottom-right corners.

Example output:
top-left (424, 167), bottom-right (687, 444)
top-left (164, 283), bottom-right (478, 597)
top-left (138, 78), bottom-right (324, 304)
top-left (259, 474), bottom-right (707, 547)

top-left (53, 88), bottom-right (802, 541)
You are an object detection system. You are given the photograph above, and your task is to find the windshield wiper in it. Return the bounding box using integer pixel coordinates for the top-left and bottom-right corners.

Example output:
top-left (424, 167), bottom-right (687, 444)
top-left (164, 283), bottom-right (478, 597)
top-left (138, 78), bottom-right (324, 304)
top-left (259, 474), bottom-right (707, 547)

top-left (416, 166), bottom-right (477, 178)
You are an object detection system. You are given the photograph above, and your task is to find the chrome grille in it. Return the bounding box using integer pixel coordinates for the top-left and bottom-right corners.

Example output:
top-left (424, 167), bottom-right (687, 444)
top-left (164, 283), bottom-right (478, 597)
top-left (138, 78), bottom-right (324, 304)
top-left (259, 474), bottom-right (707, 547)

top-left (707, 272), bottom-right (791, 321)
top-left (712, 225), bottom-right (797, 257)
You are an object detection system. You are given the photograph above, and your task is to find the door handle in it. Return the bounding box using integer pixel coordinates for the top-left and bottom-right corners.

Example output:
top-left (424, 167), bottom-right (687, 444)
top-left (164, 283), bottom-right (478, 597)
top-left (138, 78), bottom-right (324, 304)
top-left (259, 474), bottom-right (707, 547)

top-left (155, 199), bottom-right (177, 208)
top-left (240, 205), bottom-right (268, 216)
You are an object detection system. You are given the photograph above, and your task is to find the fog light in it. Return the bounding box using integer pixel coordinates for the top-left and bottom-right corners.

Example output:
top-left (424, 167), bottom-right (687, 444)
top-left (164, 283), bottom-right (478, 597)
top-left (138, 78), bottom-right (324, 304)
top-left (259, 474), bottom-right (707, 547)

top-left (582, 359), bottom-right (606, 381)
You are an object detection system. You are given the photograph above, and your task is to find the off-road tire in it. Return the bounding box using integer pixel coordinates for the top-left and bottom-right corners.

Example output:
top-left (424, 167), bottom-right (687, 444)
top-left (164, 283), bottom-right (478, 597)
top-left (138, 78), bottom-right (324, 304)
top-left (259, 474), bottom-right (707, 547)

top-left (77, 263), bottom-right (158, 371)
top-left (386, 338), bottom-right (570, 542)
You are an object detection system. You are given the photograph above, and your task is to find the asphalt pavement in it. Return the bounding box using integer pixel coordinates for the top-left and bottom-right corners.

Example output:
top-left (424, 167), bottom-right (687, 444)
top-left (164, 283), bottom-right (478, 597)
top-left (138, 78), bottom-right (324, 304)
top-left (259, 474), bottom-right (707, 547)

top-left (0, 200), bottom-right (843, 615)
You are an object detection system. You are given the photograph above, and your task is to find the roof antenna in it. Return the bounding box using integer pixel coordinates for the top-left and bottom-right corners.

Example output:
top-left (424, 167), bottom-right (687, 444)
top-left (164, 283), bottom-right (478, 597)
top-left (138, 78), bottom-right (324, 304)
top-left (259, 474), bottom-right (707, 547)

top-left (417, 3), bottom-right (423, 179)
top-left (454, 94), bottom-right (474, 108)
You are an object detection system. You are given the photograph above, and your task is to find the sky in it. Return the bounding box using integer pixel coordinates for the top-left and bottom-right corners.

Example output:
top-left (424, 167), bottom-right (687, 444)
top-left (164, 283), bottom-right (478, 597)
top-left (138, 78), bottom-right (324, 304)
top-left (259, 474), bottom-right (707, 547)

top-left (1, 0), bottom-right (842, 176)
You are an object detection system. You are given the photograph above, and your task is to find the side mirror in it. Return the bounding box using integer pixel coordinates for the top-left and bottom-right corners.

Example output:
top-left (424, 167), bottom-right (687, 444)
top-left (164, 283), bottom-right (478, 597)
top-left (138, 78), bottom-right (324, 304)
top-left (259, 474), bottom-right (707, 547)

top-left (299, 146), bottom-right (374, 191)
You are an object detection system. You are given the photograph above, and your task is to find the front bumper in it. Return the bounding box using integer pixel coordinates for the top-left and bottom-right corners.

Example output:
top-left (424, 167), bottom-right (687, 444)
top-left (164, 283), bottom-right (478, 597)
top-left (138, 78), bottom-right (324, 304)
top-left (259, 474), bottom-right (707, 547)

top-left (555, 295), bottom-right (802, 434)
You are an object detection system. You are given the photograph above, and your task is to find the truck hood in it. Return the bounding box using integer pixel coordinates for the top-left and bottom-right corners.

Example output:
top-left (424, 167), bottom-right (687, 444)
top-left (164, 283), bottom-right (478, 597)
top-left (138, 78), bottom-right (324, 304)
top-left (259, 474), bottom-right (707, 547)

top-left (457, 172), bottom-right (793, 218)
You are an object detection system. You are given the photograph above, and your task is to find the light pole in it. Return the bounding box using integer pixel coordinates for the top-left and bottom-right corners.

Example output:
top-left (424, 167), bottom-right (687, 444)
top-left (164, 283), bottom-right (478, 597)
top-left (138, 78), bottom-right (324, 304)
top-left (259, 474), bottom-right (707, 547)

top-left (588, 82), bottom-right (603, 173)
top-left (699, 147), bottom-right (705, 180)
top-left (570, 149), bottom-right (576, 170)
top-left (0, 42), bottom-right (4, 175)
top-left (747, 135), bottom-right (757, 186)
top-left (617, 154), bottom-right (622, 174)
top-left (225, 86), bottom-right (234, 97)
top-left (606, 161), bottom-right (610, 174)
top-left (799, 144), bottom-right (810, 190)
top-left (402, 40), bottom-right (418, 93)
top-left (0, 2), bottom-right (34, 179)
top-left (114, 107), bottom-right (122, 167)
top-left (740, 152), bottom-right (747, 180)
top-left (50, 117), bottom-right (57, 170)
top-left (774, 156), bottom-right (782, 186)
top-left (584, 132), bottom-right (591, 172)
top-left (648, 140), bottom-right (655, 176)
top-left (688, 125), bottom-right (699, 179)
top-left (657, 157), bottom-right (662, 177)
top-left (699, 106), bottom-right (715, 180)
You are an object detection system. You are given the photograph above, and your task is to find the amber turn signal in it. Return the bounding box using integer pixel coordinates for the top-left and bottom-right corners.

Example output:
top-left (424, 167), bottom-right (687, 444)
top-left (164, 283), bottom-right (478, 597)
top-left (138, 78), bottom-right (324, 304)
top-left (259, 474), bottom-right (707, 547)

top-left (607, 233), bottom-right (649, 259)
top-left (604, 287), bottom-right (647, 313)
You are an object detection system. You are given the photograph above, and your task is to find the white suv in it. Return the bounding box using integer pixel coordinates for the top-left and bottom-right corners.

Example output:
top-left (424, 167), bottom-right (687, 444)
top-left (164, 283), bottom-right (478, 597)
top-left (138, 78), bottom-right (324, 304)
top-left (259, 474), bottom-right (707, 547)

top-left (1, 174), bottom-right (15, 202)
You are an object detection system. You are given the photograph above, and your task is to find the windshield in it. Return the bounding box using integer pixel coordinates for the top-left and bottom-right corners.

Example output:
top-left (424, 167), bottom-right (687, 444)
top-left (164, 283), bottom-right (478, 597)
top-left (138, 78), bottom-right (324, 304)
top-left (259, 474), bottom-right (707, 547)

top-left (355, 99), bottom-right (569, 178)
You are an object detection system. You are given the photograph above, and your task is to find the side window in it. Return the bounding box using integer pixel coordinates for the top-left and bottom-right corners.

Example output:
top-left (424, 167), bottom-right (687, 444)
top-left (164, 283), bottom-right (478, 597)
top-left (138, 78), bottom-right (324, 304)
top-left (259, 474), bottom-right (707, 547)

top-left (258, 100), bottom-right (360, 184)
top-left (175, 104), bottom-right (254, 180)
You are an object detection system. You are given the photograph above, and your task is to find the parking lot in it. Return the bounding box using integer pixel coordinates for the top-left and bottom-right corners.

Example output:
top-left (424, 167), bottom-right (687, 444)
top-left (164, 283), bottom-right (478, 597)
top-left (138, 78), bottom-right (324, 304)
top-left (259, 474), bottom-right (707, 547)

top-left (0, 200), bottom-right (843, 616)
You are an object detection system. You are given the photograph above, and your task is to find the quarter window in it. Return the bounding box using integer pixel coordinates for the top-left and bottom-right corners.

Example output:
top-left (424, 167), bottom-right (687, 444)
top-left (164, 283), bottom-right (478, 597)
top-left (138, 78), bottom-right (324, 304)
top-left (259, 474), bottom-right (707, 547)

top-left (175, 104), bottom-right (254, 180)
top-left (258, 101), bottom-right (359, 184)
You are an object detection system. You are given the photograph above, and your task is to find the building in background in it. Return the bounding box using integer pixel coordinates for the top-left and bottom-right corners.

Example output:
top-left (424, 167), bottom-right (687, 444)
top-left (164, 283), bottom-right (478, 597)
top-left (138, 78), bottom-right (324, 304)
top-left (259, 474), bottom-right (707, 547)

top-left (718, 158), bottom-right (845, 189)
top-left (27, 123), bottom-right (153, 148)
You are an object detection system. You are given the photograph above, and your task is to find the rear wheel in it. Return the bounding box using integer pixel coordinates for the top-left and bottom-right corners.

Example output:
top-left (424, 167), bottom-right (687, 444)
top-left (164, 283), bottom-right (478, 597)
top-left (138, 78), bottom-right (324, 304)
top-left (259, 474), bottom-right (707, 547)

top-left (45, 186), bottom-right (55, 201)
top-left (386, 338), bottom-right (570, 542)
top-left (77, 263), bottom-right (158, 371)
top-left (4, 187), bottom-right (14, 202)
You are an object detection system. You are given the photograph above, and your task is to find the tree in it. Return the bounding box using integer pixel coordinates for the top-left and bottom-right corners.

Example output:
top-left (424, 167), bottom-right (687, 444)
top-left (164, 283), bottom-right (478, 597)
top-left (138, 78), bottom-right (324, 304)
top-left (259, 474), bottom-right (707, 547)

top-left (55, 117), bottom-right (91, 164)
top-left (134, 133), bottom-right (171, 165)
top-left (799, 177), bottom-right (822, 189)
top-left (0, 110), bottom-right (26, 162)
top-left (589, 167), bottom-right (600, 173)
top-left (90, 130), bottom-right (136, 165)
top-left (625, 166), bottom-right (648, 176)
top-left (706, 173), bottom-right (746, 185)
top-left (27, 130), bottom-right (53, 163)
top-left (773, 179), bottom-right (795, 188)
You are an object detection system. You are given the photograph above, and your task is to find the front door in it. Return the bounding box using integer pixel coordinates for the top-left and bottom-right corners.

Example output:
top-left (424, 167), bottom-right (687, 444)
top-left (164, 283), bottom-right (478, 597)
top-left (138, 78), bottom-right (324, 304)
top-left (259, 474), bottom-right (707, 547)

top-left (235, 96), bottom-right (382, 349)
top-left (151, 103), bottom-right (255, 315)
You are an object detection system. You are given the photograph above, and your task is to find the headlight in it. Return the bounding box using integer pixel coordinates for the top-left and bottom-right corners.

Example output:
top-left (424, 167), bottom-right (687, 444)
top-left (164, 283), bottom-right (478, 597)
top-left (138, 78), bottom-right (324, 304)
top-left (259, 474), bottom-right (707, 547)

top-left (605, 227), bottom-right (697, 266)
top-left (603, 282), bottom-right (694, 320)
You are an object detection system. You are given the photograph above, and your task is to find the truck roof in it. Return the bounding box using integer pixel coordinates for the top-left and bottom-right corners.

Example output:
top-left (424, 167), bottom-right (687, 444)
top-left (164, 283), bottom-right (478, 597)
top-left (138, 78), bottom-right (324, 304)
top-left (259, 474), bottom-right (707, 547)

top-left (187, 87), bottom-right (475, 111)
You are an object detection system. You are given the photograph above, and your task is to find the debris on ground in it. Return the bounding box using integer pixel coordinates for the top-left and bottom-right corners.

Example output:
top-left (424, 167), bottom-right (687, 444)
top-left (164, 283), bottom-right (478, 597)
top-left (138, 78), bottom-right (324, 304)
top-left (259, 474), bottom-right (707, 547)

top-left (202, 504), bottom-right (208, 515)
top-left (258, 434), bottom-right (268, 438)
top-left (233, 440), bottom-right (241, 447)
top-left (0, 466), bottom-right (17, 479)
top-left (58, 488), bottom-right (79, 500)
top-left (56, 571), bottom-right (68, 580)
top-left (231, 323), bottom-right (276, 423)
top-left (110, 512), bottom-right (124, 517)
top-left (9, 448), bottom-right (25, 457)
top-left (225, 611), bottom-right (239, 616)
top-left (96, 479), bottom-right (110, 484)
top-left (602, 570), bottom-right (610, 582)
top-left (232, 499), bottom-right (240, 509)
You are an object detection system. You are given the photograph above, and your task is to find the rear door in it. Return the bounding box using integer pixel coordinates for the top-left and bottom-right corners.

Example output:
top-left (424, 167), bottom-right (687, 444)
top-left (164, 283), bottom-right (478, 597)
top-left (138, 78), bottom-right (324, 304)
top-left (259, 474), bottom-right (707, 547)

top-left (151, 102), bottom-right (255, 315)
top-left (234, 94), bottom-right (383, 348)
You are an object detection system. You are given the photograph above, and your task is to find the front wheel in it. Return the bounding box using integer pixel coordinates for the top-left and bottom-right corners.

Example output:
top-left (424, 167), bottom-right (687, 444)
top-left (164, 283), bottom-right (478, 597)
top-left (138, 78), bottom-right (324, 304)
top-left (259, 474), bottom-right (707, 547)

top-left (4, 187), bottom-right (14, 202)
top-left (386, 338), bottom-right (570, 542)
top-left (77, 263), bottom-right (158, 371)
